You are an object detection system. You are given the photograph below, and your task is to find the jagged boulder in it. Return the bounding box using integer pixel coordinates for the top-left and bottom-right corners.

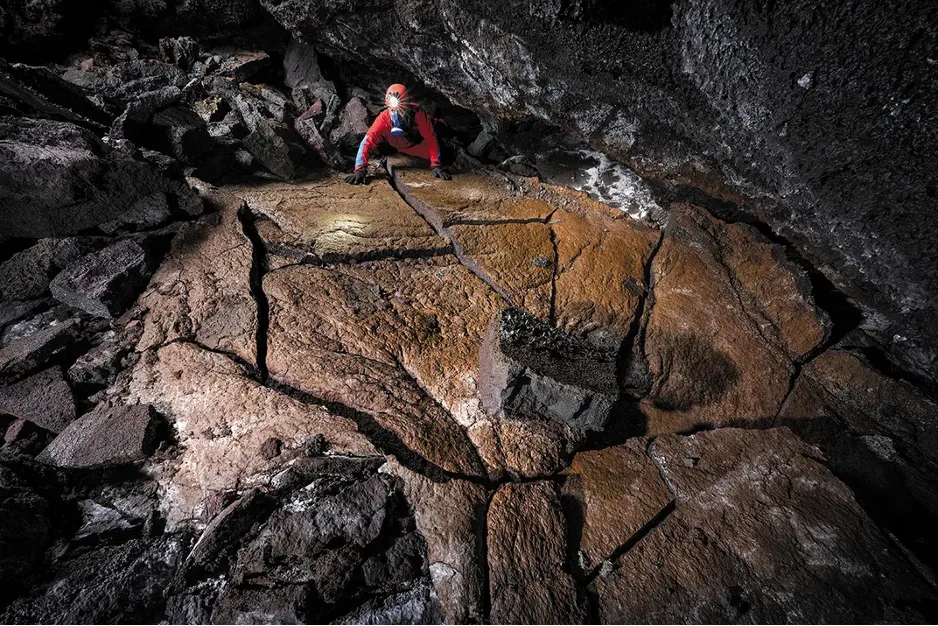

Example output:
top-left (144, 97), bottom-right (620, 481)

top-left (0, 366), bottom-right (75, 433)
top-left (38, 403), bottom-right (162, 468)
top-left (50, 238), bottom-right (163, 318)
top-left (0, 117), bottom-right (199, 240)
top-left (479, 307), bottom-right (618, 433)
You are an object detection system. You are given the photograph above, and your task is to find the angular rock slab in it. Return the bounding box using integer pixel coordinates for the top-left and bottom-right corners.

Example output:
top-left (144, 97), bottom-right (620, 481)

top-left (127, 341), bottom-right (376, 529)
top-left (50, 238), bottom-right (158, 318)
top-left (640, 206), bottom-right (796, 434)
top-left (136, 186), bottom-right (257, 366)
top-left (480, 307), bottom-right (618, 433)
top-left (229, 175), bottom-right (450, 262)
top-left (389, 155), bottom-right (556, 227)
top-left (39, 403), bottom-right (160, 468)
top-left (711, 210), bottom-right (829, 360)
top-left (265, 259), bottom-right (502, 476)
top-left (0, 366), bottom-right (74, 432)
top-left (561, 439), bottom-right (673, 571)
top-left (384, 458), bottom-right (487, 623)
top-left (469, 417), bottom-right (578, 479)
top-left (0, 317), bottom-right (80, 380)
top-left (597, 428), bottom-right (937, 623)
top-left (488, 481), bottom-right (587, 624)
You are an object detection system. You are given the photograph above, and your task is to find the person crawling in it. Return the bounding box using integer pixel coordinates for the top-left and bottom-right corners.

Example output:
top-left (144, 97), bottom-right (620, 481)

top-left (345, 83), bottom-right (452, 184)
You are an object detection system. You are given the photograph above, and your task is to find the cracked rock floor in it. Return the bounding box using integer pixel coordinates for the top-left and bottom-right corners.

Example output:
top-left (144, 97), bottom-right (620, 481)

top-left (102, 156), bottom-right (938, 623)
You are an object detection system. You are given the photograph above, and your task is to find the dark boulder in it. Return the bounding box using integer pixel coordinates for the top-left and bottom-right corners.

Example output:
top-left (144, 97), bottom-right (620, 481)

top-left (0, 117), bottom-right (199, 240)
top-left (0, 366), bottom-right (75, 433)
top-left (1, 535), bottom-right (188, 624)
top-left (0, 317), bottom-right (81, 380)
top-left (50, 238), bottom-right (162, 319)
top-left (158, 36), bottom-right (200, 70)
top-left (0, 237), bottom-right (104, 302)
top-left (150, 105), bottom-right (212, 164)
top-left (479, 307), bottom-right (618, 434)
top-left (244, 118), bottom-right (306, 179)
top-left (0, 60), bottom-right (111, 130)
top-left (38, 403), bottom-right (162, 469)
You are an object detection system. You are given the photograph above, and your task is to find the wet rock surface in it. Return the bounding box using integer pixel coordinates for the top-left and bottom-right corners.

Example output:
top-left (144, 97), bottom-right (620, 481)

top-left (0, 10), bottom-right (936, 624)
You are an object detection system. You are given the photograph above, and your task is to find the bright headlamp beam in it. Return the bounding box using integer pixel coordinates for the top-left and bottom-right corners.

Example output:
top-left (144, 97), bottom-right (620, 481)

top-left (388, 95), bottom-right (400, 109)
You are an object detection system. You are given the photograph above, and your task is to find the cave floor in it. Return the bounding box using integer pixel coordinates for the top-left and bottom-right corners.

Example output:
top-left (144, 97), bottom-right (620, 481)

top-left (82, 155), bottom-right (938, 623)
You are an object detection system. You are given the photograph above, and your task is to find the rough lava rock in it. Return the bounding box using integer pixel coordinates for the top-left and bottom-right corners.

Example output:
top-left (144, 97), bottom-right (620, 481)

top-left (0, 366), bottom-right (75, 433)
top-left (597, 428), bottom-right (938, 623)
top-left (38, 402), bottom-right (162, 468)
top-left (479, 307), bottom-right (618, 434)
top-left (50, 237), bottom-right (163, 319)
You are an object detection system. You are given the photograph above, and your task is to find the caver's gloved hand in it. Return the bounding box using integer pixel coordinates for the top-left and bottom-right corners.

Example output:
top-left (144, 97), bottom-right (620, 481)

top-left (432, 167), bottom-right (452, 181)
top-left (345, 169), bottom-right (367, 185)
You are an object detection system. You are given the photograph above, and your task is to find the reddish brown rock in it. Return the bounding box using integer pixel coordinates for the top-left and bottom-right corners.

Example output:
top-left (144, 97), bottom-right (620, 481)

top-left (597, 428), bottom-right (937, 623)
top-left (265, 259), bottom-right (503, 476)
top-left (136, 187), bottom-right (257, 365)
top-left (389, 155), bottom-right (555, 228)
top-left (448, 222), bottom-right (554, 320)
top-left (640, 206), bottom-right (794, 434)
top-left (488, 481), bottom-right (587, 624)
top-left (127, 341), bottom-right (376, 528)
top-left (0, 366), bottom-right (74, 432)
top-left (551, 199), bottom-right (660, 348)
top-left (383, 458), bottom-right (487, 624)
top-left (468, 417), bottom-right (576, 479)
top-left (561, 439), bottom-right (672, 571)
top-left (229, 176), bottom-right (450, 262)
top-left (38, 403), bottom-right (160, 469)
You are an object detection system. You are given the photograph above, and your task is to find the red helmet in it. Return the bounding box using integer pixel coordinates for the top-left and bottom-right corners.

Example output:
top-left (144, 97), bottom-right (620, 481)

top-left (385, 83), bottom-right (408, 110)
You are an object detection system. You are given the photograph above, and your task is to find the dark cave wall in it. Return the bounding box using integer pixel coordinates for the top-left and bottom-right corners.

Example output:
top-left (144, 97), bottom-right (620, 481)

top-left (257, 0), bottom-right (938, 377)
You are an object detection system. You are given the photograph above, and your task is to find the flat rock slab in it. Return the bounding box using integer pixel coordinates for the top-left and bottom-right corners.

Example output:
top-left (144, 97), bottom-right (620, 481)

top-left (127, 341), bottom-right (376, 529)
top-left (136, 186), bottom-right (257, 366)
top-left (640, 207), bottom-right (795, 434)
top-left (479, 307), bottom-right (618, 433)
top-left (0, 317), bottom-right (80, 380)
top-left (229, 175), bottom-right (450, 262)
top-left (39, 402), bottom-right (160, 469)
top-left (778, 349), bottom-right (938, 564)
top-left (551, 202), bottom-right (660, 348)
top-left (449, 222), bottom-right (554, 320)
top-left (488, 481), bottom-right (587, 624)
top-left (469, 416), bottom-right (577, 479)
top-left (597, 428), bottom-right (937, 623)
top-left (265, 258), bottom-right (503, 476)
top-left (561, 439), bottom-right (673, 571)
top-left (389, 155), bottom-right (556, 227)
top-left (0, 366), bottom-right (74, 432)
top-left (383, 458), bottom-right (487, 624)
top-left (50, 238), bottom-right (157, 318)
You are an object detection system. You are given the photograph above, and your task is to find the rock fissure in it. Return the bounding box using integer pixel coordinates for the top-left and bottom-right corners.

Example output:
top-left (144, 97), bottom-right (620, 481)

top-left (384, 162), bottom-right (515, 307)
top-left (586, 499), bottom-right (677, 583)
top-left (236, 207), bottom-right (270, 382)
top-left (548, 222), bottom-right (559, 325)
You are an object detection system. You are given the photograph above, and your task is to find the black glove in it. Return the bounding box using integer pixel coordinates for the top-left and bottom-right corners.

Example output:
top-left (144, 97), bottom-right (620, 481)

top-left (432, 167), bottom-right (452, 181)
top-left (345, 170), bottom-right (366, 185)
